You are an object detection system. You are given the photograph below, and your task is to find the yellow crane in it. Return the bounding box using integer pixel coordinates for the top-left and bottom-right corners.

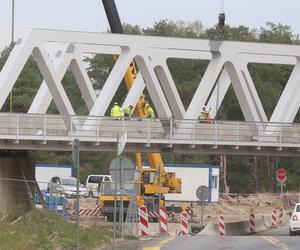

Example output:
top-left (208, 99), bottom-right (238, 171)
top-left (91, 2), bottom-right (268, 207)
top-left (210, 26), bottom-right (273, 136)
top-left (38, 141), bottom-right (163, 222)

top-left (99, 0), bottom-right (181, 220)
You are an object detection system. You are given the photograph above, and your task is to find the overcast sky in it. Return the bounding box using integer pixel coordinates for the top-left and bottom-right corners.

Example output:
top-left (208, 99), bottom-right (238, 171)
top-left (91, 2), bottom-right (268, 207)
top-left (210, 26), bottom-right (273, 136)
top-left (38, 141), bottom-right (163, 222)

top-left (1, 0), bottom-right (300, 50)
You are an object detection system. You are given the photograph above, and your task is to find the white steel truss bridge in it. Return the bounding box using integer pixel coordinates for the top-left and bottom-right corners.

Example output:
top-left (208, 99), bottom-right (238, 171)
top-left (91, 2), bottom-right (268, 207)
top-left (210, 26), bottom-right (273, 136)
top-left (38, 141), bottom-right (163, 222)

top-left (0, 29), bottom-right (300, 156)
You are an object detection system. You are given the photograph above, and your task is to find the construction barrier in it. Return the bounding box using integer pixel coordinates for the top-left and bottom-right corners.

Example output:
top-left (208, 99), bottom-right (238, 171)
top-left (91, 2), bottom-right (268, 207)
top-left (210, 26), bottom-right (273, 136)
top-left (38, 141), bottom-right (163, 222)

top-left (148, 210), bottom-right (159, 219)
top-left (249, 208), bottom-right (255, 233)
top-left (179, 212), bottom-right (189, 236)
top-left (167, 211), bottom-right (176, 220)
top-left (138, 206), bottom-right (151, 237)
top-left (78, 209), bottom-right (100, 216)
top-left (278, 207), bottom-right (284, 224)
top-left (73, 204), bottom-right (101, 217)
top-left (218, 212), bottom-right (225, 236)
top-left (271, 208), bottom-right (277, 228)
top-left (186, 207), bottom-right (193, 215)
top-left (159, 207), bottom-right (168, 234)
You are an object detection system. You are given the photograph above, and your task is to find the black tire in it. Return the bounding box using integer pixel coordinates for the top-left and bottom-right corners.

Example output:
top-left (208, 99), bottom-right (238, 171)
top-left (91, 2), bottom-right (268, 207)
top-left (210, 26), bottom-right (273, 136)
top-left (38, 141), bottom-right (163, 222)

top-left (88, 191), bottom-right (93, 198)
top-left (289, 229), bottom-right (296, 236)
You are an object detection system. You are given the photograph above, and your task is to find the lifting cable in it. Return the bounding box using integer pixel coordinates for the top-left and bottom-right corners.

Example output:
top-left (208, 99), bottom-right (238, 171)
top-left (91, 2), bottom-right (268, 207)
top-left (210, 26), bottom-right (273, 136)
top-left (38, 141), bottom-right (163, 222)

top-left (220, 0), bottom-right (225, 13)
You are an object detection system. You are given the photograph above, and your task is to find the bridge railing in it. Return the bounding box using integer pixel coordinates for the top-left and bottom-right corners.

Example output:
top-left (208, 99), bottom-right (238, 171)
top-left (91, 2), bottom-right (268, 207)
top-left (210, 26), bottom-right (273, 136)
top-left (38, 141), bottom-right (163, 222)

top-left (0, 113), bottom-right (299, 148)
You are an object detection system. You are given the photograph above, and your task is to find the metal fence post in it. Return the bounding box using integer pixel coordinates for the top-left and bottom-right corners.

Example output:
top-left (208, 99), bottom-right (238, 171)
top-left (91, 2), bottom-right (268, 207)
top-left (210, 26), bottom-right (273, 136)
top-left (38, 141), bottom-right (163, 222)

top-left (170, 118), bottom-right (173, 145)
top-left (44, 114), bottom-right (47, 142)
top-left (147, 118), bottom-right (151, 144)
top-left (72, 139), bottom-right (80, 250)
top-left (215, 121), bottom-right (218, 147)
top-left (70, 116), bottom-right (73, 140)
top-left (279, 124), bottom-right (282, 148)
top-left (97, 117), bottom-right (100, 144)
top-left (16, 114), bottom-right (19, 142)
top-left (192, 120), bottom-right (195, 145)
top-left (236, 121), bottom-right (239, 148)
top-left (258, 123), bottom-right (261, 148)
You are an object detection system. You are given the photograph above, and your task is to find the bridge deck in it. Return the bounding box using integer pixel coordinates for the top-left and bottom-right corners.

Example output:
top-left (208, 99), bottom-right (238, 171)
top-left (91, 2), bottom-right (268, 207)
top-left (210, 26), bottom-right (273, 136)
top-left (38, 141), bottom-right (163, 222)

top-left (0, 113), bottom-right (299, 156)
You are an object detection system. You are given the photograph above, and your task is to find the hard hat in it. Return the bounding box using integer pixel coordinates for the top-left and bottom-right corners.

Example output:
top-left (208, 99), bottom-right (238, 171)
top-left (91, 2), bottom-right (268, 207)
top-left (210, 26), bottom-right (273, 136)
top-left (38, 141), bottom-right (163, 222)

top-left (145, 102), bottom-right (149, 108)
top-left (114, 101), bottom-right (118, 105)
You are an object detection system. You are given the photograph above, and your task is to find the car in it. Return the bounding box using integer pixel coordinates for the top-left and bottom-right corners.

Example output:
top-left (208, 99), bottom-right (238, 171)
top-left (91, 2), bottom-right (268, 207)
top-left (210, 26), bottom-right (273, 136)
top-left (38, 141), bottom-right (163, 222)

top-left (85, 175), bottom-right (112, 198)
top-left (289, 203), bottom-right (300, 236)
top-left (48, 176), bottom-right (88, 198)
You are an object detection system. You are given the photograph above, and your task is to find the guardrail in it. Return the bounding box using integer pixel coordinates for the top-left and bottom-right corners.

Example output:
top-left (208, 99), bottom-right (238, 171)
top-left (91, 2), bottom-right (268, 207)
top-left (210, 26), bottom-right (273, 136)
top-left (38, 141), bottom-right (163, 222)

top-left (0, 113), bottom-right (299, 154)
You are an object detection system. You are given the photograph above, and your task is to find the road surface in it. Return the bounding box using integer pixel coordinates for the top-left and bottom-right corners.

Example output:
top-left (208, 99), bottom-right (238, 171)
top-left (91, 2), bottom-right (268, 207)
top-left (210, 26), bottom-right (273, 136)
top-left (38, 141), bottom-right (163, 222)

top-left (157, 225), bottom-right (300, 250)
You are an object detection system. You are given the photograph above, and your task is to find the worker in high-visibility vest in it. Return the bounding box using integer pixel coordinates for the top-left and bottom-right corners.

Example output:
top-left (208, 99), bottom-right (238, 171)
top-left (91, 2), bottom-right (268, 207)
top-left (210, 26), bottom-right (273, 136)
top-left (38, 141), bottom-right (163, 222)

top-left (198, 106), bottom-right (207, 121)
top-left (122, 104), bottom-right (134, 119)
top-left (145, 101), bottom-right (155, 120)
top-left (110, 102), bottom-right (123, 120)
top-left (198, 106), bottom-right (211, 122)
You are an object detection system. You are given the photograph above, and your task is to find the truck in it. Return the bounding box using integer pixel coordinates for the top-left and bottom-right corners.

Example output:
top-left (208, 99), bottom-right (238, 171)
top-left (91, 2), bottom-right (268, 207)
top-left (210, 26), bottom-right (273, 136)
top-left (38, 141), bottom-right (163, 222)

top-left (164, 164), bottom-right (219, 202)
top-left (35, 164), bottom-right (73, 193)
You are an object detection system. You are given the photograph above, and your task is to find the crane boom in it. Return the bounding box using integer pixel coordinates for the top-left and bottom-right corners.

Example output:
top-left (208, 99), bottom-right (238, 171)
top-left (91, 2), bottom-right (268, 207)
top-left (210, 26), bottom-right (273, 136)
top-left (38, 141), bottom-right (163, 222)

top-left (101, 0), bottom-right (181, 195)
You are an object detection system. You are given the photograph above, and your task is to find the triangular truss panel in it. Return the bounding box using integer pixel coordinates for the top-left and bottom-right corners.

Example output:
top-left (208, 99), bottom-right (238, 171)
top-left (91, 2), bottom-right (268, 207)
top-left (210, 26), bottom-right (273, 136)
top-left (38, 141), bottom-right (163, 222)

top-left (1, 29), bottom-right (300, 131)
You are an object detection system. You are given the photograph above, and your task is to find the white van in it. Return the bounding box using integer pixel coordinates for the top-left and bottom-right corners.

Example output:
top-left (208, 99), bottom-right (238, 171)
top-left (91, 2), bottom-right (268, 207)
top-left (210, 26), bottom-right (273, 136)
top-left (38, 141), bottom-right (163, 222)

top-left (86, 175), bottom-right (111, 198)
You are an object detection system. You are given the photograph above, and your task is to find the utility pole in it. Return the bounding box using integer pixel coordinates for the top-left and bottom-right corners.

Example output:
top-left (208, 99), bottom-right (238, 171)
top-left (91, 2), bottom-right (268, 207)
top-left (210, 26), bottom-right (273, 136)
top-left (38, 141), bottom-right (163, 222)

top-left (220, 154), bottom-right (229, 194)
top-left (10, 0), bottom-right (15, 112)
top-left (254, 156), bottom-right (258, 191)
top-left (11, 0), bottom-right (15, 45)
top-left (72, 139), bottom-right (80, 250)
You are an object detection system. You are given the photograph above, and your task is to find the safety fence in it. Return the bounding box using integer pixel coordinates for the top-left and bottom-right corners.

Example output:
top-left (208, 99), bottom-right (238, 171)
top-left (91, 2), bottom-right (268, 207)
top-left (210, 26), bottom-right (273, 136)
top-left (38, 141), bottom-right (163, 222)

top-left (0, 113), bottom-right (299, 154)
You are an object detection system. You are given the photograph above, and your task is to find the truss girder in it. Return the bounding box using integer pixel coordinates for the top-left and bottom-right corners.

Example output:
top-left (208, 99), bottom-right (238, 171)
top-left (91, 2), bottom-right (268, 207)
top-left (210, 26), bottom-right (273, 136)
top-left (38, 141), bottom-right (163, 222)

top-left (0, 29), bottom-right (300, 132)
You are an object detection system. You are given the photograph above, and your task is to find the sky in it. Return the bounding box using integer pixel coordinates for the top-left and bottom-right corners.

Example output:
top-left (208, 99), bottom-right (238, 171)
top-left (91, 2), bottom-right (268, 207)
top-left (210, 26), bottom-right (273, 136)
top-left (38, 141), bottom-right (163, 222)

top-left (1, 0), bottom-right (300, 50)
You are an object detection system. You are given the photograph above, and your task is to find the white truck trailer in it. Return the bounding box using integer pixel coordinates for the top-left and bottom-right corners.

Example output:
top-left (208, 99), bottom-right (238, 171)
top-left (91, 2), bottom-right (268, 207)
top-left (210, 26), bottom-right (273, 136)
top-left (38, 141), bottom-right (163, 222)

top-left (35, 164), bottom-right (73, 192)
top-left (164, 164), bottom-right (219, 202)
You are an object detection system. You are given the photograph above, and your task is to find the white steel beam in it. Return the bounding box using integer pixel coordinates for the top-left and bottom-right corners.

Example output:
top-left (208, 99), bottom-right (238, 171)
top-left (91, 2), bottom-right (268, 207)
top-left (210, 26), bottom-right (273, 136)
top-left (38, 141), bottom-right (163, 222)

top-left (184, 54), bottom-right (225, 119)
top-left (0, 32), bottom-right (35, 109)
top-left (270, 61), bottom-right (300, 123)
top-left (134, 55), bottom-right (172, 118)
top-left (206, 69), bottom-right (231, 119)
top-left (28, 45), bottom-right (74, 114)
top-left (32, 47), bottom-right (76, 128)
top-left (69, 58), bottom-right (96, 111)
top-left (83, 48), bottom-right (134, 129)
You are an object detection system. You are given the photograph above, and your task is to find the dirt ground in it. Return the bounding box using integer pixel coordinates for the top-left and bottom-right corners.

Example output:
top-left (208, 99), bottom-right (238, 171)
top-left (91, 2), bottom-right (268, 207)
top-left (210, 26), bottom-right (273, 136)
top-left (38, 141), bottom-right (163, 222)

top-left (182, 192), bottom-right (300, 224)
top-left (74, 192), bottom-right (300, 225)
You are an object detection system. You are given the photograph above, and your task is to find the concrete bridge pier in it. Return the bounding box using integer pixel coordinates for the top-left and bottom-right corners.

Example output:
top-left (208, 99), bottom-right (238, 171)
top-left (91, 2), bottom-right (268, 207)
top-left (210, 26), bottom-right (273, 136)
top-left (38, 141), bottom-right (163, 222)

top-left (0, 151), bottom-right (36, 214)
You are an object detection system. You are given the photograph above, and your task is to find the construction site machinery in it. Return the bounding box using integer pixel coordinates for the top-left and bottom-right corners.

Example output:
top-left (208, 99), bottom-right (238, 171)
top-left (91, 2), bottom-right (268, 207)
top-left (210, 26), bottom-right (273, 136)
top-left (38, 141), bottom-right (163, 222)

top-left (99, 0), bottom-right (181, 220)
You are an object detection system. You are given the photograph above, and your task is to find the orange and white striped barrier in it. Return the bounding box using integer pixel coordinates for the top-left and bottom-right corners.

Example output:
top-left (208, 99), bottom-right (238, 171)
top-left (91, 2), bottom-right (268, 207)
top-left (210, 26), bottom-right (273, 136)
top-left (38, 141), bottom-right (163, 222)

top-left (278, 207), bottom-right (284, 224)
top-left (249, 208), bottom-right (255, 233)
top-left (218, 212), bottom-right (225, 236)
top-left (74, 204), bottom-right (101, 216)
top-left (138, 206), bottom-right (151, 237)
top-left (271, 208), bottom-right (277, 228)
top-left (178, 212), bottom-right (189, 236)
top-left (78, 208), bottom-right (100, 216)
top-left (148, 210), bottom-right (159, 219)
top-left (159, 207), bottom-right (168, 234)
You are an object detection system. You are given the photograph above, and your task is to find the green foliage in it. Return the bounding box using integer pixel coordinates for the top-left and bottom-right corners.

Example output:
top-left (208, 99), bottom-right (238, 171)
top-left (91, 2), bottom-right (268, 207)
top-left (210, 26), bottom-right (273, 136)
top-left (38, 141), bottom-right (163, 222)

top-left (259, 22), bottom-right (294, 44)
top-left (143, 19), bottom-right (204, 38)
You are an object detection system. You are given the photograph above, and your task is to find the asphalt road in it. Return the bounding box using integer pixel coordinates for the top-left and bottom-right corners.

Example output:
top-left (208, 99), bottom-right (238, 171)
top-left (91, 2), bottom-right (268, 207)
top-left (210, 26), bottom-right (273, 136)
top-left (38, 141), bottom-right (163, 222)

top-left (160, 225), bottom-right (300, 250)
